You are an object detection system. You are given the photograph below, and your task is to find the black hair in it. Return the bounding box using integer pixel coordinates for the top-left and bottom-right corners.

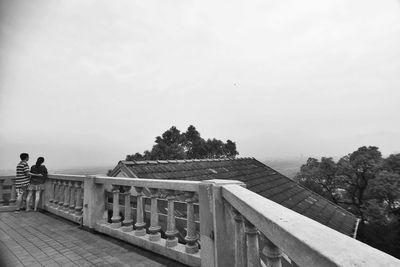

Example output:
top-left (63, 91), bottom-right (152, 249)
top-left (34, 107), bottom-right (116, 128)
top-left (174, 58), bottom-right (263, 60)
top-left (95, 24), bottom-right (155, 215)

top-left (36, 157), bottom-right (45, 166)
top-left (20, 153), bottom-right (29, 160)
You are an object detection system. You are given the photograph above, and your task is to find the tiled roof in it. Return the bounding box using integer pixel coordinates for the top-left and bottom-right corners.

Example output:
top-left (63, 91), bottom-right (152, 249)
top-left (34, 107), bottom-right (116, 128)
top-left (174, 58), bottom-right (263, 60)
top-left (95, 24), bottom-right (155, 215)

top-left (110, 158), bottom-right (359, 237)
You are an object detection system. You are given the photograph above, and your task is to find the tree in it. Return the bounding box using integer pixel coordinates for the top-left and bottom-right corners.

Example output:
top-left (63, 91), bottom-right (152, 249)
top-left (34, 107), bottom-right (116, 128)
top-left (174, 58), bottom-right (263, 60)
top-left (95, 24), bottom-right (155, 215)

top-left (336, 146), bottom-right (383, 220)
top-left (124, 125), bottom-right (239, 161)
top-left (149, 127), bottom-right (186, 160)
top-left (295, 146), bottom-right (400, 258)
top-left (184, 125), bottom-right (207, 158)
top-left (224, 139), bottom-right (239, 158)
top-left (383, 153), bottom-right (400, 173)
top-left (366, 171), bottom-right (400, 221)
top-left (126, 153), bottom-right (145, 161)
top-left (295, 157), bottom-right (340, 204)
top-left (359, 169), bottom-right (400, 257)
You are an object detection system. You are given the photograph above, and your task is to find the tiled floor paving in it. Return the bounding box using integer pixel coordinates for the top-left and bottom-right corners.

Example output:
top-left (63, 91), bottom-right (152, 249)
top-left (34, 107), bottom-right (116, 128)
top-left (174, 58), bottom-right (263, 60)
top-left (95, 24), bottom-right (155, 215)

top-left (0, 211), bottom-right (187, 267)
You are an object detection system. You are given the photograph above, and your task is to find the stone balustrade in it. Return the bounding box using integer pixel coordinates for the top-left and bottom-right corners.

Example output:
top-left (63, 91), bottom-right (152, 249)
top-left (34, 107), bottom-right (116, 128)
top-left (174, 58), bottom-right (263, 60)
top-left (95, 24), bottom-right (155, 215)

top-left (2, 174), bottom-right (400, 267)
top-left (0, 176), bottom-right (16, 211)
top-left (220, 183), bottom-right (400, 267)
top-left (42, 174), bottom-right (85, 224)
top-left (84, 176), bottom-right (202, 267)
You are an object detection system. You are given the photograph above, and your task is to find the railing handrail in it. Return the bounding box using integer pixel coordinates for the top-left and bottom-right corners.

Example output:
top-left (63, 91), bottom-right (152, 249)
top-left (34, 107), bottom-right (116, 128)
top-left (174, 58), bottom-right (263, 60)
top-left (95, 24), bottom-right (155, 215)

top-left (1, 174), bottom-right (201, 192)
top-left (221, 184), bottom-right (400, 267)
top-left (0, 175), bottom-right (15, 181)
top-left (48, 174), bottom-right (85, 182)
top-left (0, 174), bottom-right (85, 181)
top-left (93, 176), bottom-right (201, 192)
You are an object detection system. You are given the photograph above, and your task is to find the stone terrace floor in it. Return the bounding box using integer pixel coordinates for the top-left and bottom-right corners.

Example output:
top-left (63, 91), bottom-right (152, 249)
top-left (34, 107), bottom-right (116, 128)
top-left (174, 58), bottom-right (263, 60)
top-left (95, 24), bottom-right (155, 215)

top-left (0, 211), bottom-right (187, 267)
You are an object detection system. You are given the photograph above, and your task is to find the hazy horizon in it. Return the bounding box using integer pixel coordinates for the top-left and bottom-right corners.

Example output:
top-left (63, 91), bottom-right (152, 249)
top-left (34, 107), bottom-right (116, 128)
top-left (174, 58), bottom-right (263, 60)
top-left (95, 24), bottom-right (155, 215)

top-left (1, 0), bottom-right (399, 171)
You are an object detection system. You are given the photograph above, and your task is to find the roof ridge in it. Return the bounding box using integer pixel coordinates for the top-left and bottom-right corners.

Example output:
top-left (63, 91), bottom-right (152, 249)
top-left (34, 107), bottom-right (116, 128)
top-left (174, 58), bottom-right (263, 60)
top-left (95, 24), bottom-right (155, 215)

top-left (121, 157), bottom-right (252, 165)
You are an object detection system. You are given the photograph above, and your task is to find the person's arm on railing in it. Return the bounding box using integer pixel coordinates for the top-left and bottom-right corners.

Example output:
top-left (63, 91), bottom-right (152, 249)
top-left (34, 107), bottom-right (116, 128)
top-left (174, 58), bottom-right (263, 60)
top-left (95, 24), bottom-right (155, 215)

top-left (38, 165), bottom-right (48, 183)
top-left (29, 165), bottom-right (42, 177)
top-left (42, 165), bottom-right (48, 179)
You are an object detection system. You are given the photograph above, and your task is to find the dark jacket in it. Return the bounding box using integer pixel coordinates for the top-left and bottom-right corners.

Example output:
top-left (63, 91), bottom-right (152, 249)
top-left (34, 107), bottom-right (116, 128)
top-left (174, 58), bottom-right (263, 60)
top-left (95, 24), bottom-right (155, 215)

top-left (30, 165), bottom-right (48, 185)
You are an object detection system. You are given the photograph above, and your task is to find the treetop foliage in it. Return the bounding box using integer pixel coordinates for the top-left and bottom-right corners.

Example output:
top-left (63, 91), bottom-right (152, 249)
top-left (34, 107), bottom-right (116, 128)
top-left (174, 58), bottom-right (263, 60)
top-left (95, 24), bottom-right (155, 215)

top-left (296, 146), bottom-right (400, 258)
top-left (126, 125), bottom-right (239, 161)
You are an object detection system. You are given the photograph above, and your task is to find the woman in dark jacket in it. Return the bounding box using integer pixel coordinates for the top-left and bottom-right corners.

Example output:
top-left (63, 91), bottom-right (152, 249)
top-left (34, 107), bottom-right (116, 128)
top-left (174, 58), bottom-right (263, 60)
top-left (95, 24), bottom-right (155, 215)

top-left (26, 157), bottom-right (48, 211)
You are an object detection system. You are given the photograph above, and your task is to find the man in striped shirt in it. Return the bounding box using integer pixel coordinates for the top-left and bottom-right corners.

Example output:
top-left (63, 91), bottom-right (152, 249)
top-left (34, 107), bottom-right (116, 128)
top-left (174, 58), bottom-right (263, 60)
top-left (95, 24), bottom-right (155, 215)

top-left (15, 153), bottom-right (31, 212)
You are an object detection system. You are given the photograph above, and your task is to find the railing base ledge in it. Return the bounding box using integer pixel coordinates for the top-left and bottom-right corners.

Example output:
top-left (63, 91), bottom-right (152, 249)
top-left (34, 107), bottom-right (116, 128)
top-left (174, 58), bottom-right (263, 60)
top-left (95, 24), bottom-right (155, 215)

top-left (95, 222), bottom-right (201, 267)
top-left (44, 204), bottom-right (82, 224)
top-left (0, 205), bottom-right (16, 212)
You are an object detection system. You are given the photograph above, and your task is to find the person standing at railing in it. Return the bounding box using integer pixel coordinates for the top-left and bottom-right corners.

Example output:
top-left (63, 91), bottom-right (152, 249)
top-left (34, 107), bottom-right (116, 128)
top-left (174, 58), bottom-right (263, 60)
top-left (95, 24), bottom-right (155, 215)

top-left (15, 153), bottom-right (41, 212)
top-left (26, 157), bottom-right (47, 211)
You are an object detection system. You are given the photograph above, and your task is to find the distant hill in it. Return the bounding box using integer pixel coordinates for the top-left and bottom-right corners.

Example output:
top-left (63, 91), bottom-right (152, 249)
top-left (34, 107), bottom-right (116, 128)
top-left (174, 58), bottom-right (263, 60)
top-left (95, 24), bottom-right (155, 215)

top-left (264, 158), bottom-right (305, 179)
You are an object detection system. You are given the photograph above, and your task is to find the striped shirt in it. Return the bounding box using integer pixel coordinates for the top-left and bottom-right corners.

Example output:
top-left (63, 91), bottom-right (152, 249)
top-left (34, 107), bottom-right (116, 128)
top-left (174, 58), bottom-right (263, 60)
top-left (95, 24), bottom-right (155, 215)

top-left (15, 161), bottom-right (30, 188)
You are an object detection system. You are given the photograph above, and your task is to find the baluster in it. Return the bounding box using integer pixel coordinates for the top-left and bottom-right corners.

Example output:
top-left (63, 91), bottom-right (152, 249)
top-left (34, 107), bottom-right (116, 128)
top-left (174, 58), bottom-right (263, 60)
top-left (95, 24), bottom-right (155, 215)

top-left (10, 182), bottom-right (16, 206)
top-left (48, 179), bottom-right (55, 206)
top-left (111, 185), bottom-right (121, 228)
top-left (69, 181), bottom-right (75, 213)
top-left (245, 220), bottom-right (260, 267)
top-left (184, 191), bottom-right (199, 253)
top-left (58, 180), bottom-right (64, 208)
top-left (53, 180), bottom-right (60, 206)
top-left (233, 208), bottom-right (246, 267)
top-left (74, 181), bottom-right (83, 216)
top-left (63, 181), bottom-right (70, 210)
top-left (165, 190), bottom-right (178, 247)
top-left (134, 187), bottom-right (146, 236)
top-left (261, 236), bottom-right (282, 267)
top-left (148, 188), bottom-right (161, 241)
top-left (57, 180), bottom-right (63, 207)
top-left (121, 186), bottom-right (133, 232)
top-left (0, 179), bottom-right (4, 206)
top-left (81, 182), bottom-right (84, 206)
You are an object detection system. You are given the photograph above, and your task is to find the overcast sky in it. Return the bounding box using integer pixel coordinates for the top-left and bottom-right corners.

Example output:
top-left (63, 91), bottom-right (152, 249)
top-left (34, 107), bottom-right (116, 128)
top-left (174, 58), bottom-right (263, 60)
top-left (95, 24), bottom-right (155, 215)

top-left (1, 0), bottom-right (399, 170)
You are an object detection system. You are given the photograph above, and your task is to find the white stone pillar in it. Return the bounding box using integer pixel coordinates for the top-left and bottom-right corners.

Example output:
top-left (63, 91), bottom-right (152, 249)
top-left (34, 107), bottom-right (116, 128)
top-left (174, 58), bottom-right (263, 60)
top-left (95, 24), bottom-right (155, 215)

top-left (58, 180), bottom-right (64, 208)
top-left (53, 180), bottom-right (60, 206)
top-left (69, 181), bottom-right (75, 213)
top-left (148, 188), bottom-right (161, 241)
top-left (10, 182), bottom-right (16, 206)
top-left (134, 186), bottom-right (146, 236)
top-left (111, 185), bottom-right (121, 228)
top-left (245, 220), bottom-right (260, 267)
top-left (261, 235), bottom-right (282, 267)
top-left (0, 179), bottom-right (4, 206)
top-left (63, 181), bottom-right (70, 210)
top-left (185, 191), bottom-right (199, 253)
top-left (49, 179), bottom-right (56, 206)
top-left (82, 176), bottom-right (106, 229)
top-left (233, 208), bottom-right (246, 267)
top-left (74, 181), bottom-right (83, 216)
top-left (165, 190), bottom-right (178, 247)
top-left (121, 186), bottom-right (133, 232)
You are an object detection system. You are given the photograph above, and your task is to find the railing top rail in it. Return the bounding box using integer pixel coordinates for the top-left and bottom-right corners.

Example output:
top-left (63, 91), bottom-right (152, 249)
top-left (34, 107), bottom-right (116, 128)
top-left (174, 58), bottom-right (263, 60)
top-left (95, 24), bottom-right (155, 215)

top-left (0, 175), bottom-right (15, 181)
top-left (48, 174), bottom-right (85, 182)
top-left (221, 184), bottom-right (400, 267)
top-left (93, 176), bottom-right (201, 192)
